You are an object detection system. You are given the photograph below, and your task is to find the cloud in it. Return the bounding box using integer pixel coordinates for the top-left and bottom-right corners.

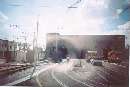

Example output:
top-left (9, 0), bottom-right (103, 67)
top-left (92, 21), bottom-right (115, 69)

top-left (118, 21), bottom-right (130, 45)
top-left (104, 21), bottom-right (130, 46)
top-left (0, 11), bottom-right (8, 22)
top-left (118, 21), bottom-right (130, 30)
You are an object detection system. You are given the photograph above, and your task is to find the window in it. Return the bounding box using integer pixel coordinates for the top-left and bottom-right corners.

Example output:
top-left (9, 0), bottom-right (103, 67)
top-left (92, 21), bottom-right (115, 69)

top-left (5, 44), bottom-right (7, 48)
top-left (10, 46), bottom-right (12, 49)
top-left (2, 44), bottom-right (4, 48)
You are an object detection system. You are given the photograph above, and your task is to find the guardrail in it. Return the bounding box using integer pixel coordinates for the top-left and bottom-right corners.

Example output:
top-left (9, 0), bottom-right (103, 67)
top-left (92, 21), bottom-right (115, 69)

top-left (0, 64), bottom-right (32, 76)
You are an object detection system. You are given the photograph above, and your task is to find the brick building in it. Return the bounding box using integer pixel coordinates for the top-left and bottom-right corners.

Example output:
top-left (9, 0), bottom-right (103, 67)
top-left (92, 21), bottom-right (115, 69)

top-left (0, 39), bottom-right (8, 59)
top-left (46, 33), bottom-right (126, 61)
top-left (0, 39), bottom-right (17, 63)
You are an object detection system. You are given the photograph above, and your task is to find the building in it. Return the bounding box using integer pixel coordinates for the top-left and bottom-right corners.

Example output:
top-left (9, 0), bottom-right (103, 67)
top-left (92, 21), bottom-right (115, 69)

top-left (15, 42), bottom-right (31, 63)
top-left (0, 39), bottom-right (17, 63)
top-left (7, 40), bottom-right (17, 62)
top-left (26, 47), bottom-right (44, 63)
top-left (0, 38), bottom-right (44, 63)
top-left (0, 39), bottom-right (8, 58)
top-left (16, 50), bottom-right (26, 63)
top-left (46, 33), bottom-right (126, 61)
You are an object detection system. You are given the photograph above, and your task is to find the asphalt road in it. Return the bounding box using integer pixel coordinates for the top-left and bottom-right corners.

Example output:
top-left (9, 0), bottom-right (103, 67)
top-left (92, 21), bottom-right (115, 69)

top-left (35, 60), bottom-right (129, 87)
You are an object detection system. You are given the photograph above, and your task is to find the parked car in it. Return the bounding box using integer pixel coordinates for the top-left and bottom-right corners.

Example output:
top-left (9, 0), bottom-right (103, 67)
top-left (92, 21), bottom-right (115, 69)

top-left (86, 51), bottom-right (97, 63)
top-left (90, 59), bottom-right (103, 66)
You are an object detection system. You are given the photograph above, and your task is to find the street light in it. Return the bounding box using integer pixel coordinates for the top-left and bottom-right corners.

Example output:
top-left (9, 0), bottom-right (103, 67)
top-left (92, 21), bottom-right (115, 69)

top-left (30, 15), bottom-right (40, 78)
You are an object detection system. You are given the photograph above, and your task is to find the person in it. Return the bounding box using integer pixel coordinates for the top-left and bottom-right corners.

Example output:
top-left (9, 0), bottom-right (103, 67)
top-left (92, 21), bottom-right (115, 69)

top-left (66, 56), bottom-right (70, 62)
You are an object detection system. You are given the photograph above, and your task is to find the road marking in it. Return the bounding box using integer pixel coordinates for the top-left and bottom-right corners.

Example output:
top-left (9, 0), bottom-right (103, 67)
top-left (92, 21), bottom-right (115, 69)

top-left (51, 70), bottom-right (68, 87)
top-left (6, 75), bottom-right (31, 86)
top-left (65, 72), bottom-right (94, 87)
top-left (112, 63), bottom-right (127, 68)
top-left (97, 68), bottom-right (111, 76)
top-left (6, 64), bottom-right (55, 86)
top-left (35, 76), bottom-right (43, 87)
top-left (33, 64), bottom-right (57, 76)
top-left (104, 65), bottom-right (122, 74)
top-left (71, 71), bottom-right (105, 87)
top-left (103, 62), bottom-right (127, 74)
top-left (35, 64), bottom-right (58, 87)
top-left (105, 62), bottom-right (127, 69)
top-left (96, 72), bottom-right (108, 82)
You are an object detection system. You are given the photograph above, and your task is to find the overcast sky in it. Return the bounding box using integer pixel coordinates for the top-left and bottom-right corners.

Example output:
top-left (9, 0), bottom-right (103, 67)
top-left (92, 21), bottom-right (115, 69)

top-left (0, 0), bottom-right (130, 46)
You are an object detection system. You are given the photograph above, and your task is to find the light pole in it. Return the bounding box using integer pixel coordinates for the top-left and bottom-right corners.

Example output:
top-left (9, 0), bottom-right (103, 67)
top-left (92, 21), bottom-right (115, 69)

top-left (34, 15), bottom-right (39, 63)
top-left (30, 15), bottom-right (39, 78)
top-left (56, 33), bottom-right (58, 53)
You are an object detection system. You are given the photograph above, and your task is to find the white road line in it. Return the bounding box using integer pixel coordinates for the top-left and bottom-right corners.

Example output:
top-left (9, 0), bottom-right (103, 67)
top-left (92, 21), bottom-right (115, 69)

top-left (97, 68), bottom-right (114, 79)
top-left (105, 62), bottom-right (127, 69)
top-left (104, 66), bottom-right (121, 73)
top-left (103, 63), bottom-right (121, 73)
top-left (33, 64), bottom-right (57, 76)
top-left (71, 71), bottom-right (105, 87)
top-left (51, 70), bottom-right (68, 87)
top-left (35, 76), bottom-right (43, 87)
top-left (64, 72), bottom-right (94, 87)
top-left (6, 64), bottom-right (56, 86)
top-left (112, 63), bottom-right (127, 68)
top-left (96, 72), bottom-right (108, 82)
top-left (97, 68), bottom-right (111, 76)
top-left (35, 64), bottom-right (58, 87)
top-left (6, 75), bottom-right (31, 86)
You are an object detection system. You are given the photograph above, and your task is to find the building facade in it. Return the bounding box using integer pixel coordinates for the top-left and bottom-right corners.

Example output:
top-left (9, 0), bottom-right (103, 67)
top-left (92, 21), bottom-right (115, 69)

top-left (0, 39), bottom-right (17, 63)
top-left (46, 33), bottom-right (126, 61)
top-left (0, 39), bottom-right (8, 60)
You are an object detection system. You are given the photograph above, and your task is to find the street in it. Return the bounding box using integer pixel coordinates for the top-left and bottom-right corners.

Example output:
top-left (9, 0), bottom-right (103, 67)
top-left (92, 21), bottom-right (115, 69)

top-left (0, 0), bottom-right (129, 87)
top-left (34, 59), bottom-right (128, 87)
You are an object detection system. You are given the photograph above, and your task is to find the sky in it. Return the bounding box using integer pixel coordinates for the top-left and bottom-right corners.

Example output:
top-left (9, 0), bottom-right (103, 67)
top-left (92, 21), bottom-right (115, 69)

top-left (0, 0), bottom-right (130, 47)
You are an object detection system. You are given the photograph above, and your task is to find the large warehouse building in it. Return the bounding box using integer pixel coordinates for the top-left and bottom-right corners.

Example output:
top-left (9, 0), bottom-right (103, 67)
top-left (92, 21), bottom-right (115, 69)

top-left (46, 33), bottom-right (126, 62)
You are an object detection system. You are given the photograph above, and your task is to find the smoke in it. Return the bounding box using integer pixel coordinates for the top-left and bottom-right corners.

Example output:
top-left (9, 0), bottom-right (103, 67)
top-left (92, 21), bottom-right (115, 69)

top-left (61, 35), bottom-right (97, 51)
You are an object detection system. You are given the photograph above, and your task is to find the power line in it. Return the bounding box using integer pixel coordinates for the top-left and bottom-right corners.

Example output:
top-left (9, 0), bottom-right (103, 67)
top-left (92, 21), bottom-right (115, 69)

top-left (68, 0), bottom-right (82, 8)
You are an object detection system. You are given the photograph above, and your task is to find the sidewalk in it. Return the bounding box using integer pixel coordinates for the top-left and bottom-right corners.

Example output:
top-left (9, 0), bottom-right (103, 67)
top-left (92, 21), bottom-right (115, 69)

top-left (0, 63), bottom-right (32, 76)
top-left (4, 63), bottom-right (55, 86)
top-left (15, 78), bottom-right (39, 87)
top-left (0, 63), bottom-right (33, 85)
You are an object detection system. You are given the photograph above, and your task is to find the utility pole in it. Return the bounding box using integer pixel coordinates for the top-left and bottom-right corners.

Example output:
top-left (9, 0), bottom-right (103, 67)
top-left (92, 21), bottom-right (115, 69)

top-left (56, 33), bottom-right (58, 53)
top-left (33, 15), bottom-right (39, 64)
top-left (36, 16), bottom-right (39, 63)
top-left (30, 16), bottom-right (39, 78)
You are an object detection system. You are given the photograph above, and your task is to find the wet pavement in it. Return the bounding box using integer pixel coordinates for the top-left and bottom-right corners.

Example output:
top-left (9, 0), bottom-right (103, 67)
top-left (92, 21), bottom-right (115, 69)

top-left (0, 60), bottom-right (128, 87)
top-left (34, 59), bottom-right (129, 87)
